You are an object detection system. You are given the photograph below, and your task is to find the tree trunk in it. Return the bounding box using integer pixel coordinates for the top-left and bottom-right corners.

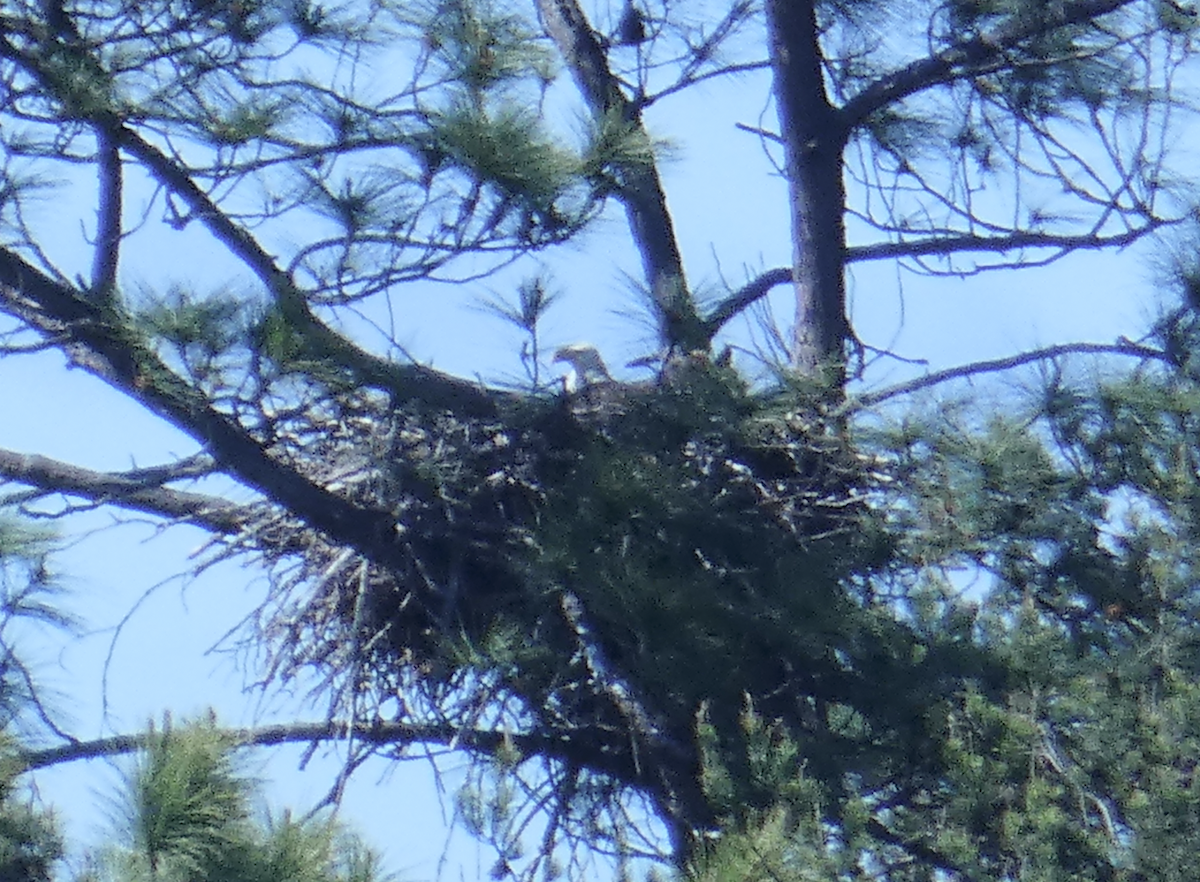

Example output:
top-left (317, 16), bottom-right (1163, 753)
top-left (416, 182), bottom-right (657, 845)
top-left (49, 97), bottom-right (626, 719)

top-left (765, 0), bottom-right (849, 387)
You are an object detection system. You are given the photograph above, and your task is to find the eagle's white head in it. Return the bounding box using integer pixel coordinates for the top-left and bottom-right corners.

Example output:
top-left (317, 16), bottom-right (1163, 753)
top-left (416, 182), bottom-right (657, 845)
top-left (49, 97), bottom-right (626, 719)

top-left (553, 343), bottom-right (612, 393)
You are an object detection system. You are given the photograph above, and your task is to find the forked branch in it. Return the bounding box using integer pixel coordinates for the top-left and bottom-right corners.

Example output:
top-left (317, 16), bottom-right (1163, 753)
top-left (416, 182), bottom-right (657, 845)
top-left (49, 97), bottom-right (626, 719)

top-left (0, 448), bottom-right (242, 532)
top-left (0, 247), bottom-right (404, 571)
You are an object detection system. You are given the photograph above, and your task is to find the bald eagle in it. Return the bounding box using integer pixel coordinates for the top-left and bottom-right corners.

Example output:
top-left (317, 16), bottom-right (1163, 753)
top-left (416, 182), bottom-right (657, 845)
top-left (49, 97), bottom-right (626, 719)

top-left (553, 343), bottom-right (731, 396)
top-left (553, 343), bottom-right (613, 393)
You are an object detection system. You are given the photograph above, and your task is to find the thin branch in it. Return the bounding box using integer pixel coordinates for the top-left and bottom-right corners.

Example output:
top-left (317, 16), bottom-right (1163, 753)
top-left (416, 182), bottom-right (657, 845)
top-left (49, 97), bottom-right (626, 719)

top-left (89, 126), bottom-right (121, 303)
top-left (646, 60), bottom-right (771, 106)
top-left (853, 340), bottom-right (1166, 408)
top-left (733, 122), bottom-right (782, 144)
top-left (0, 448), bottom-right (244, 533)
top-left (846, 219), bottom-right (1171, 263)
top-left (703, 216), bottom-right (1173, 337)
top-left (111, 127), bottom-right (505, 418)
top-left (839, 0), bottom-right (1139, 133)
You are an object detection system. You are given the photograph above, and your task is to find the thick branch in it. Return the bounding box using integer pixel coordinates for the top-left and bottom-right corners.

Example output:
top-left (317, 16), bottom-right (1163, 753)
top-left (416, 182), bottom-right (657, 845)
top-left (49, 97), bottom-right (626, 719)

top-left (17, 721), bottom-right (977, 876)
top-left (22, 713), bottom-right (701, 864)
top-left (560, 591), bottom-right (675, 751)
top-left (0, 248), bottom-right (406, 571)
top-left (535, 0), bottom-right (702, 352)
top-left (0, 448), bottom-right (244, 532)
top-left (90, 126), bottom-right (121, 303)
top-left (703, 267), bottom-right (792, 339)
top-left (840, 0), bottom-right (1138, 132)
top-left (21, 721), bottom-right (504, 771)
top-left (20, 719), bottom-right (671, 801)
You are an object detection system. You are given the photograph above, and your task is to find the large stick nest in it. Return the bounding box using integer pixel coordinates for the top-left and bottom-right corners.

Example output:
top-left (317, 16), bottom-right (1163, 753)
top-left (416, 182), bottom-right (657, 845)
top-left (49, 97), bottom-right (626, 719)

top-left (225, 358), bottom-right (894, 817)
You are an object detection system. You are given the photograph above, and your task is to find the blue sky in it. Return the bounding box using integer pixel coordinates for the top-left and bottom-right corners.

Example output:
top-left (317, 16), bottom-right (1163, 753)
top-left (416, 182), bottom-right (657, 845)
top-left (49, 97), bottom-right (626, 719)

top-left (0, 6), bottom-right (1182, 879)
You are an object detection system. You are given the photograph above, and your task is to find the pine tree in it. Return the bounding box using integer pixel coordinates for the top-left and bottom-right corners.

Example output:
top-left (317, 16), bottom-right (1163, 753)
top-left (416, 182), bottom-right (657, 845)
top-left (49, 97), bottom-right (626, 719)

top-left (0, 519), bottom-right (65, 882)
top-left (1, 0), bottom-right (1199, 878)
top-left (89, 719), bottom-right (386, 882)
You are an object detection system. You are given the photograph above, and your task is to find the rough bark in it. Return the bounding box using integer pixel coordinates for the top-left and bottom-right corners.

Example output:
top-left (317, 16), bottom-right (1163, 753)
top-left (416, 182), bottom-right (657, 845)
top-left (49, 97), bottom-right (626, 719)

top-left (0, 248), bottom-right (407, 571)
top-left (535, 0), bottom-right (704, 353)
top-left (765, 0), bottom-right (849, 384)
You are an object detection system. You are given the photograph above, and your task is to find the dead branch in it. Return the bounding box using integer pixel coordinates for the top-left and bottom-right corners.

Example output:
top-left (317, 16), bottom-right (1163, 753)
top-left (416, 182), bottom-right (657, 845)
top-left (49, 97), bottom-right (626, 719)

top-left (0, 448), bottom-right (244, 532)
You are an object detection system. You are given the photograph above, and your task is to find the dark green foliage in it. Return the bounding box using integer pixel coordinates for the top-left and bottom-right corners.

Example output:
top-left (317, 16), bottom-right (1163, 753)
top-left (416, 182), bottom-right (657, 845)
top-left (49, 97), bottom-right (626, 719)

top-left (126, 722), bottom-right (252, 878)
top-left (100, 720), bottom-right (387, 882)
top-left (5, 0), bottom-right (1200, 878)
top-left (0, 742), bottom-right (61, 882)
top-left (669, 332), bottom-right (1200, 879)
top-left (0, 521), bottom-right (66, 882)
